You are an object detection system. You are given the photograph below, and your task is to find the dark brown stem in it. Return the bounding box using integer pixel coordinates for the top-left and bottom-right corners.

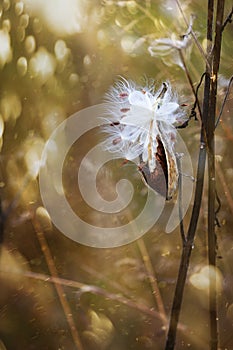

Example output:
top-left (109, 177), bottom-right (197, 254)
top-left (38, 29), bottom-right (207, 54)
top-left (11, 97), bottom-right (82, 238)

top-left (208, 1), bottom-right (225, 349)
top-left (165, 143), bottom-right (206, 350)
top-left (165, 1), bottom-right (215, 348)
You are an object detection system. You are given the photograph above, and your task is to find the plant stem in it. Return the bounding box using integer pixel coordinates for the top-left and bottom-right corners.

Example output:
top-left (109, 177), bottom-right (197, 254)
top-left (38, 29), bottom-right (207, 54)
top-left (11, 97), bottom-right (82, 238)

top-left (165, 1), bottom-right (217, 348)
top-left (207, 1), bottom-right (225, 349)
top-left (165, 142), bottom-right (206, 350)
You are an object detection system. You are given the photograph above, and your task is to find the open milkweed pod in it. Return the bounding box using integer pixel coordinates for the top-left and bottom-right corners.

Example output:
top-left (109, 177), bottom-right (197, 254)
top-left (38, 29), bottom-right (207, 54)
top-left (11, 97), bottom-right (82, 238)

top-left (102, 78), bottom-right (187, 200)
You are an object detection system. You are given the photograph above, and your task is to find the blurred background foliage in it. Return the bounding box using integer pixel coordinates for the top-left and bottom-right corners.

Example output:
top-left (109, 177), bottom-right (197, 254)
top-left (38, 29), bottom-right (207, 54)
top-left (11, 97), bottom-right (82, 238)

top-left (0, 0), bottom-right (233, 349)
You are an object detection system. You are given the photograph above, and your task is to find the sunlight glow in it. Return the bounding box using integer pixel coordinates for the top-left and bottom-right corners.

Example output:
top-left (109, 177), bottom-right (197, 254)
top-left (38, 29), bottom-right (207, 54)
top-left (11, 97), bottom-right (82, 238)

top-left (54, 40), bottom-right (69, 61)
top-left (0, 115), bottom-right (4, 137)
top-left (29, 47), bottom-right (56, 84)
top-left (0, 93), bottom-right (22, 122)
top-left (23, 0), bottom-right (90, 35)
top-left (35, 207), bottom-right (52, 232)
top-left (0, 29), bottom-right (12, 68)
top-left (15, 1), bottom-right (24, 16)
top-left (17, 56), bottom-right (28, 76)
top-left (24, 137), bottom-right (45, 179)
top-left (121, 35), bottom-right (137, 54)
top-left (24, 35), bottom-right (36, 54)
top-left (190, 265), bottom-right (223, 292)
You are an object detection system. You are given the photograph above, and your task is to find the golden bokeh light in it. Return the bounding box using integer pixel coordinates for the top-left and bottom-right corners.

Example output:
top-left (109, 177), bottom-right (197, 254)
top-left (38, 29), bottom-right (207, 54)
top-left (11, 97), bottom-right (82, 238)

top-left (28, 47), bottom-right (56, 85)
top-left (0, 114), bottom-right (4, 137)
top-left (24, 35), bottom-right (36, 54)
top-left (23, 0), bottom-right (95, 36)
top-left (0, 28), bottom-right (12, 68)
top-left (17, 56), bottom-right (28, 76)
top-left (14, 1), bottom-right (24, 16)
top-left (35, 206), bottom-right (52, 232)
top-left (23, 136), bottom-right (45, 179)
top-left (190, 265), bottom-right (223, 293)
top-left (0, 92), bottom-right (22, 122)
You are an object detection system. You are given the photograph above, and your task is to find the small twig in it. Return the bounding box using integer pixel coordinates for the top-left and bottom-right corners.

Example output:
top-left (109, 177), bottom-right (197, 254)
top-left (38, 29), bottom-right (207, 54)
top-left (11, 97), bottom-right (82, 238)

top-left (221, 6), bottom-right (233, 31)
top-left (80, 263), bottom-right (132, 297)
top-left (178, 50), bottom-right (203, 122)
top-left (190, 72), bottom-right (207, 122)
top-left (215, 189), bottom-right (221, 228)
top-left (215, 75), bottom-right (233, 128)
top-left (175, 0), bottom-right (211, 70)
top-left (0, 268), bottom-right (164, 320)
top-left (177, 72), bottom-right (206, 129)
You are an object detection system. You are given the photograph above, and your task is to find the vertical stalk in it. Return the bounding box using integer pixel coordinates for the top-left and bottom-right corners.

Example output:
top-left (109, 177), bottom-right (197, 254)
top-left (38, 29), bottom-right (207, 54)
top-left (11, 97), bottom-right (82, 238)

top-left (165, 1), bottom-right (215, 349)
top-left (165, 142), bottom-right (206, 350)
top-left (207, 1), bottom-right (225, 349)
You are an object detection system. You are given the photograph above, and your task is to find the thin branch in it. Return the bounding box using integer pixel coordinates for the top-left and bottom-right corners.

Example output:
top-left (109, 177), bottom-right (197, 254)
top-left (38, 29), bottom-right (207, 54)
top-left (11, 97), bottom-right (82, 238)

top-left (178, 50), bottom-right (203, 121)
top-left (214, 189), bottom-right (221, 228)
top-left (0, 268), bottom-right (163, 320)
top-left (177, 72), bottom-right (207, 129)
top-left (221, 5), bottom-right (233, 31)
top-left (215, 75), bottom-right (233, 128)
top-left (175, 0), bottom-right (211, 70)
top-left (80, 263), bottom-right (132, 297)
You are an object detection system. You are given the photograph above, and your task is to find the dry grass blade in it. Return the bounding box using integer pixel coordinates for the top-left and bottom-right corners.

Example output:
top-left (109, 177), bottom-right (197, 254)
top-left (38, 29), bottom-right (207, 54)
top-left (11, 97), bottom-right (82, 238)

top-left (137, 238), bottom-right (167, 326)
top-left (32, 216), bottom-right (84, 350)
